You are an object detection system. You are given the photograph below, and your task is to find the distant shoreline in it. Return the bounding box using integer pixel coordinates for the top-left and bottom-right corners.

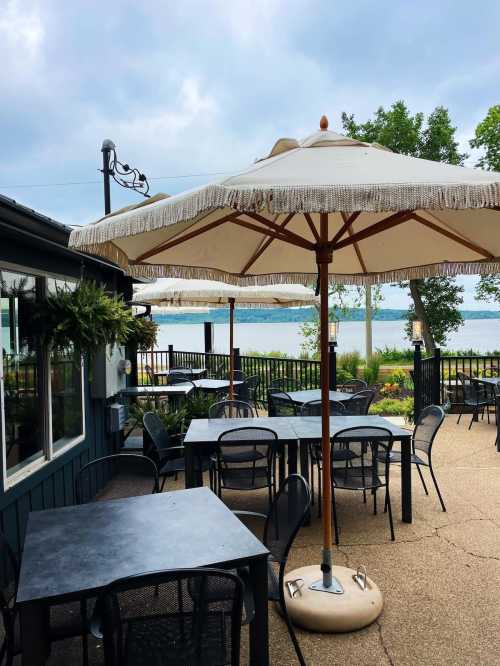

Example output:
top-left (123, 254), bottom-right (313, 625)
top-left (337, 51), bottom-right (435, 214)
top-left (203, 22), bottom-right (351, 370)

top-left (153, 307), bottom-right (500, 325)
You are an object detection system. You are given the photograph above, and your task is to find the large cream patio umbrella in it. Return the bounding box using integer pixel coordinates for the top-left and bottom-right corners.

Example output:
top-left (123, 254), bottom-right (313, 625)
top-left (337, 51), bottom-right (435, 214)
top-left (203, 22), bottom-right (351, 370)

top-left (132, 278), bottom-right (317, 397)
top-left (70, 116), bottom-right (500, 630)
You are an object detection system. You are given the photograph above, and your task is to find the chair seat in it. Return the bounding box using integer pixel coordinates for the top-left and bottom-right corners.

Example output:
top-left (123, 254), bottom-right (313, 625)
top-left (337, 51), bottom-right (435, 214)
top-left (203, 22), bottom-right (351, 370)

top-left (464, 398), bottom-right (490, 407)
top-left (333, 467), bottom-right (384, 491)
top-left (220, 467), bottom-right (271, 490)
top-left (159, 457), bottom-right (210, 476)
top-left (122, 612), bottom-right (230, 666)
top-left (219, 448), bottom-right (266, 464)
top-left (376, 451), bottom-right (427, 466)
top-left (311, 443), bottom-right (359, 464)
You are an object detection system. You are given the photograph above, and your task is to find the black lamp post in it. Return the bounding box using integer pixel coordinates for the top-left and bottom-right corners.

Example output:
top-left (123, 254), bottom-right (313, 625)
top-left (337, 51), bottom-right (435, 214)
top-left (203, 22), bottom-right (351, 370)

top-left (412, 319), bottom-right (423, 421)
top-left (100, 139), bottom-right (150, 215)
top-left (328, 320), bottom-right (339, 390)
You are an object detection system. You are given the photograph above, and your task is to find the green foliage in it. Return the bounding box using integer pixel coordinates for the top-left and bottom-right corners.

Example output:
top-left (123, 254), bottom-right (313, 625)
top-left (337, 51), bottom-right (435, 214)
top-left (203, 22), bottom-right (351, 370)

top-left (33, 280), bottom-right (132, 358)
top-left (386, 368), bottom-right (408, 386)
top-left (375, 346), bottom-right (414, 363)
top-left (129, 399), bottom-right (186, 435)
top-left (127, 317), bottom-right (159, 351)
top-left (470, 104), bottom-right (500, 172)
top-left (184, 392), bottom-right (219, 422)
top-left (363, 352), bottom-right (382, 385)
top-left (343, 100), bottom-right (466, 353)
top-left (336, 367), bottom-right (354, 384)
top-left (338, 351), bottom-right (361, 378)
top-left (369, 397), bottom-right (414, 421)
top-left (475, 274), bottom-right (500, 308)
top-left (403, 277), bottom-right (464, 347)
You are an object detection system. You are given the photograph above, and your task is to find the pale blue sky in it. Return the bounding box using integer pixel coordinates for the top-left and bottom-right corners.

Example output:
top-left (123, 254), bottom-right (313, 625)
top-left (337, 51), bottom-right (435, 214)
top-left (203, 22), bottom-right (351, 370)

top-left (1, 0), bottom-right (499, 310)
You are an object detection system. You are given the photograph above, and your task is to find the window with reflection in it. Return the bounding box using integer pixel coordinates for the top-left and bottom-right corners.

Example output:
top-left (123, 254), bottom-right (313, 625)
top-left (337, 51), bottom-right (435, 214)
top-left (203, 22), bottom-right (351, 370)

top-left (48, 279), bottom-right (84, 452)
top-left (1, 270), bottom-right (45, 476)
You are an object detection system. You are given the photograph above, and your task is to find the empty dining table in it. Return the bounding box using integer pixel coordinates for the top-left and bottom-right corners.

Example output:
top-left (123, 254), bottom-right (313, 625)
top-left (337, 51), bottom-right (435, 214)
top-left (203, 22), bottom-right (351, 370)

top-left (154, 367), bottom-right (207, 382)
top-left (285, 388), bottom-right (352, 407)
top-left (17, 488), bottom-right (270, 665)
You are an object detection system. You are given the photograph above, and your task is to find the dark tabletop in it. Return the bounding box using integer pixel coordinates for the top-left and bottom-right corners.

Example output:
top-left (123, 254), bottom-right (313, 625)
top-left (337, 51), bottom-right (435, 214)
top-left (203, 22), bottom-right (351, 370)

top-left (121, 385), bottom-right (194, 397)
top-left (193, 379), bottom-right (243, 391)
top-left (17, 488), bottom-right (268, 605)
top-left (286, 388), bottom-right (352, 405)
top-left (155, 368), bottom-right (206, 378)
top-left (185, 416), bottom-right (298, 444)
top-left (291, 415), bottom-right (412, 441)
top-left (184, 415), bottom-right (411, 444)
top-left (473, 376), bottom-right (500, 386)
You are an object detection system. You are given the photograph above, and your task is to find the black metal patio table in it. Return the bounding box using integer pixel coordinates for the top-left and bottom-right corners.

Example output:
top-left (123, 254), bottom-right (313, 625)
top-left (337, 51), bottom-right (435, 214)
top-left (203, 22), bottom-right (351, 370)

top-left (120, 384), bottom-right (194, 398)
top-left (192, 378), bottom-right (244, 393)
top-left (184, 415), bottom-right (414, 523)
top-left (286, 388), bottom-right (352, 407)
top-left (17, 488), bottom-right (270, 666)
top-left (154, 367), bottom-right (207, 382)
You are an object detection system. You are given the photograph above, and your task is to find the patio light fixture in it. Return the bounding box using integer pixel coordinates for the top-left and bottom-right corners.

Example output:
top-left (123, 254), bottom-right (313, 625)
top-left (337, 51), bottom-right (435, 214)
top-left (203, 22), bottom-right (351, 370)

top-left (412, 319), bottom-right (423, 345)
top-left (328, 320), bottom-right (339, 346)
top-left (101, 139), bottom-right (150, 215)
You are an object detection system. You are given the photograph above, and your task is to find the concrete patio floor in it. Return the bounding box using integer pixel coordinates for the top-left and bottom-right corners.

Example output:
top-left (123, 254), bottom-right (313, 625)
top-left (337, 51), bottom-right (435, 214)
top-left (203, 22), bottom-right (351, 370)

top-left (44, 414), bottom-right (500, 665)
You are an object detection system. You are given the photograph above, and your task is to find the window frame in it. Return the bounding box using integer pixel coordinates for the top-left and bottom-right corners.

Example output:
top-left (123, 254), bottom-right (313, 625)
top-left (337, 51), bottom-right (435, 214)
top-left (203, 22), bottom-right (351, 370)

top-left (0, 262), bottom-right (86, 490)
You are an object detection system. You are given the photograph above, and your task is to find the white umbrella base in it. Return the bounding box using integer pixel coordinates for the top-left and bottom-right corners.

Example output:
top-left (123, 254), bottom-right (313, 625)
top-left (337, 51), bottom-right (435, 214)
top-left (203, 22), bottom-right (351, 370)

top-left (284, 565), bottom-right (383, 633)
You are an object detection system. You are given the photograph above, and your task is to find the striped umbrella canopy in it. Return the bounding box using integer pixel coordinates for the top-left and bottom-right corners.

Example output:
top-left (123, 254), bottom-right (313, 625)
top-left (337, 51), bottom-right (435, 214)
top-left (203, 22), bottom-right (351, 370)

top-left (70, 116), bottom-right (500, 595)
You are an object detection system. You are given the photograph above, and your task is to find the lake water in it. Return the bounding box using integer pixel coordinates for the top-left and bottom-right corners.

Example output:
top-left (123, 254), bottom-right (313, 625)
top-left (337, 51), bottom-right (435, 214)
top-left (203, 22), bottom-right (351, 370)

top-left (156, 319), bottom-right (500, 356)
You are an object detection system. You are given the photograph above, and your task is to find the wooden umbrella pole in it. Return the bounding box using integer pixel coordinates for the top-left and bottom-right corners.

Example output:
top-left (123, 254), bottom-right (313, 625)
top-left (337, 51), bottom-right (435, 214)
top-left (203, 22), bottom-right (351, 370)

top-left (319, 212), bottom-right (333, 587)
top-left (229, 298), bottom-right (235, 400)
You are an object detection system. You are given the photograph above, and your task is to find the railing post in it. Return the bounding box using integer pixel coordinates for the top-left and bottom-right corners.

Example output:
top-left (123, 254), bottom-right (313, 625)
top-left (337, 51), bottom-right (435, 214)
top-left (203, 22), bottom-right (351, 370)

top-left (413, 342), bottom-right (422, 422)
top-left (433, 347), bottom-right (441, 405)
top-left (204, 322), bottom-right (214, 354)
top-left (329, 342), bottom-right (337, 390)
top-left (168, 344), bottom-right (174, 369)
top-left (233, 348), bottom-right (241, 373)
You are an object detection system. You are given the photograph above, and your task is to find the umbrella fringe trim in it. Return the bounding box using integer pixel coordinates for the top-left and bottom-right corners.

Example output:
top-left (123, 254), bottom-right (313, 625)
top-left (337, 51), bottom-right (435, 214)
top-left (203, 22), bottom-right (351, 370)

top-left (122, 259), bottom-right (500, 287)
top-left (69, 182), bottom-right (500, 249)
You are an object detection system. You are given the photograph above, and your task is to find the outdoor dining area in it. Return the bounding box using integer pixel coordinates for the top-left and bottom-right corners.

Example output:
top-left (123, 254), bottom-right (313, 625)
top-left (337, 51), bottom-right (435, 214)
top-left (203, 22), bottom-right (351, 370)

top-left (4, 116), bottom-right (500, 665)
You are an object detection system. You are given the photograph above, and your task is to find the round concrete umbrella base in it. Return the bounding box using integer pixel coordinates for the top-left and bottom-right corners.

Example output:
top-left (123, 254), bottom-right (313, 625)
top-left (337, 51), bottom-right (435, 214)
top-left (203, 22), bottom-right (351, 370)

top-left (284, 565), bottom-right (383, 633)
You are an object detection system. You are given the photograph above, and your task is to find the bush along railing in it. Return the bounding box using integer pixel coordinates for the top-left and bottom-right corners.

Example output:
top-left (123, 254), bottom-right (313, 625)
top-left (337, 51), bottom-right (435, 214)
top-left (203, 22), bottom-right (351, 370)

top-left (137, 347), bottom-right (327, 405)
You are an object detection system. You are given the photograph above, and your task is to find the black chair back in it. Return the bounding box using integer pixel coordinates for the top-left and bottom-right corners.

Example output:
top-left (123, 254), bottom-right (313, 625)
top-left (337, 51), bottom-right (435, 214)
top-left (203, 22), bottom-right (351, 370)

top-left (270, 377), bottom-right (302, 392)
top-left (76, 454), bottom-right (159, 504)
top-left (263, 474), bottom-right (311, 564)
top-left (341, 379), bottom-right (368, 393)
top-left (99, 568), bottom-right (244, 666)
top-left (217, 427), bottom-right (277, 491)
top-left (413, 405), bottom-right (445, 456)
top-left (144, 364), bottom-right (156, 386)
top-left (300, 399), bottom-right (346, 417)
top-left (331, 426), bottom-right (393, 487)
top-left (209, 400), bottom-right (255, 419)
top-left (344, 389), bottom-right (375, 415)
top-left (268, 390), bottom-right (296, 417)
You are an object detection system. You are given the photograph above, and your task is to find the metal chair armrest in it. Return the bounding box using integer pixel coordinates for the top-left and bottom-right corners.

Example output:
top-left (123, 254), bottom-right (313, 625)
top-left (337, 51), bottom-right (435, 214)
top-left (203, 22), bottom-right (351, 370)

top-left (232, 510), bottom-right (267, 521)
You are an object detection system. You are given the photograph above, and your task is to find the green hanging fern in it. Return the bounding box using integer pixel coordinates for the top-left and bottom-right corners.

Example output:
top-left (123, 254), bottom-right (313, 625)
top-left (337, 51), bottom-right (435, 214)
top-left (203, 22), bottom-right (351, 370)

top-left (33, 280), bottom-right (133, 359)
top-left (127, 317), bottom-right (159, 351)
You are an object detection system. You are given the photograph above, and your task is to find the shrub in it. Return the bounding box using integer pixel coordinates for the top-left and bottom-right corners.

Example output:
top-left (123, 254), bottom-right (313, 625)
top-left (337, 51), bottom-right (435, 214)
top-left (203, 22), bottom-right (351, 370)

top-left (375, 346), bottom-right (414, 363)
top-left (338, 351), bottom-right (361, 378)
top-left (380, 382), bottom-right (400, 397)
top-left (385, 368), bottom-right (407, 386)
top-left (363, 352), bottom-right (383, 385)
top-left (369, 397), bottom-right (414, 421)
top-left (336, 367), bottom-right (354, 384)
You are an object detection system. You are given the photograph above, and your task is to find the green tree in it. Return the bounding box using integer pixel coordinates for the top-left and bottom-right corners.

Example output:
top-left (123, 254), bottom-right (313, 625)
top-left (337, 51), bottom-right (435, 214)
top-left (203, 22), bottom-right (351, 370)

top-left (342, 101), bottom-right (466, 352)
top-left (470, 105), bottom-right (500, 304)
top-left (404, 278), bottom-right (464, 351)
top-left (475, 274), bottom-right (500, 306)
top-left (470, 104), bottom-right (500, 172)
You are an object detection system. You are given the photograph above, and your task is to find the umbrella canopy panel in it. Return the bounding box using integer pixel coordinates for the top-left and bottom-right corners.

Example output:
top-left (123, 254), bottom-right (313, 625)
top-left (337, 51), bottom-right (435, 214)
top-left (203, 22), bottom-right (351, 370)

top-left (71, 126), bottom-right (500, 286)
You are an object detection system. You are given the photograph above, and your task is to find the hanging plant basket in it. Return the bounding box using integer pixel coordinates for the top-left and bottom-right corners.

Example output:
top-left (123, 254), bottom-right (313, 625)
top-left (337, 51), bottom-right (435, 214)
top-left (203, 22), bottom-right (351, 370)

top-left (127, 317), bottom-right (159, 351)
top-left (33, 280), bottom-right (144, 360)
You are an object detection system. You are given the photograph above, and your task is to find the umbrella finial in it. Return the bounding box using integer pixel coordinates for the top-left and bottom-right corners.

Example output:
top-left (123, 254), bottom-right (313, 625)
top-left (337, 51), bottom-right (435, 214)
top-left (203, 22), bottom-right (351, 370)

top-left (319, 115), bottom-right (329, 130)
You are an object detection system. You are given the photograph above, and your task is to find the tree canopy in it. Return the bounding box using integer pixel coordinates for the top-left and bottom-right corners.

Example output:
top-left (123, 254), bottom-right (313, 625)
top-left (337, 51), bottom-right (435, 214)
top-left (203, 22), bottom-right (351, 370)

top-left (341, 101), bottom-right (466, 353)
top-left (470, 104), bottom-right (500, 172)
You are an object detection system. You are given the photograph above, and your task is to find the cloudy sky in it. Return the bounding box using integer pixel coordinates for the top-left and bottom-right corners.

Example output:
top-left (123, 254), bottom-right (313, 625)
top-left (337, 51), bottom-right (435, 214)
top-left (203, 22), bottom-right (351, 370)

top-left (1, 0), bottom-right (499, 309)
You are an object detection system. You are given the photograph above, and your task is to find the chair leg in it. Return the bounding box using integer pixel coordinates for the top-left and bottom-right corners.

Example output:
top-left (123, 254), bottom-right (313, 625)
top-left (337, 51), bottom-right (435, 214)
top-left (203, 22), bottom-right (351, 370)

top-left (279, 597), bottom-right (307, 666)
top-left (429, 465), bottom-right (446, 512)
top-left (373, 488), bottom-right (377, 515)
top-left (160, 475), bottom-right (167, 492)
top-left (457, 405), bottom-right (463, 424)
top-left (416, 464), bottom-right (429, 495)
top-left (468, 409), bottom-right (476, 430)
top-left (332, 487), bottom-right (340, 545)
top-left (385, 488), bottom-right (395, 541)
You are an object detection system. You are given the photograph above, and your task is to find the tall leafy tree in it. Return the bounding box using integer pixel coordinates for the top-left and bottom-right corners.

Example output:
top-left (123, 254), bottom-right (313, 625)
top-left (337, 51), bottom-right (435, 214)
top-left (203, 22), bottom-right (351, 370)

top-left (471, 105), bottom-right (500, 304)
top-left (342, 101), bottom-right (466, 352)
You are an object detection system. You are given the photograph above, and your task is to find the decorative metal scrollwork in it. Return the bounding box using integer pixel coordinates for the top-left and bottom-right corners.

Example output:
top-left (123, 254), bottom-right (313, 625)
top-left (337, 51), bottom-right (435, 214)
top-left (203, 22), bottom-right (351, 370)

top-left (109, 148), bottom-right (150, 198)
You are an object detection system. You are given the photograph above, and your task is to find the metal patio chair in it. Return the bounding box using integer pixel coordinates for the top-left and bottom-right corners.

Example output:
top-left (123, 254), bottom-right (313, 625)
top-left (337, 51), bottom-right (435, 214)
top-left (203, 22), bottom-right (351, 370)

top-left (331, 426), bottom-right (395, 544)
top-left (344, 389), bottom-right (375, 415)
top-left (267, 389), bottom-right (297, 417)
top-left (379, 404), bottom-right (446, 511)
top-left (209, 399), bottom-right (256, 419)
top-left (98, 568), bottom-right (244, 666)
top-left (75, 453), bottom-right (159, 504)
top-left (340, 378), bottom-right (368, 393)
top-left (456, 372), bottom-right (490, 428)
top-left (270, 377), bottom-right (303, 392)
top-left (214, 427), bottom-right (278, 508)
